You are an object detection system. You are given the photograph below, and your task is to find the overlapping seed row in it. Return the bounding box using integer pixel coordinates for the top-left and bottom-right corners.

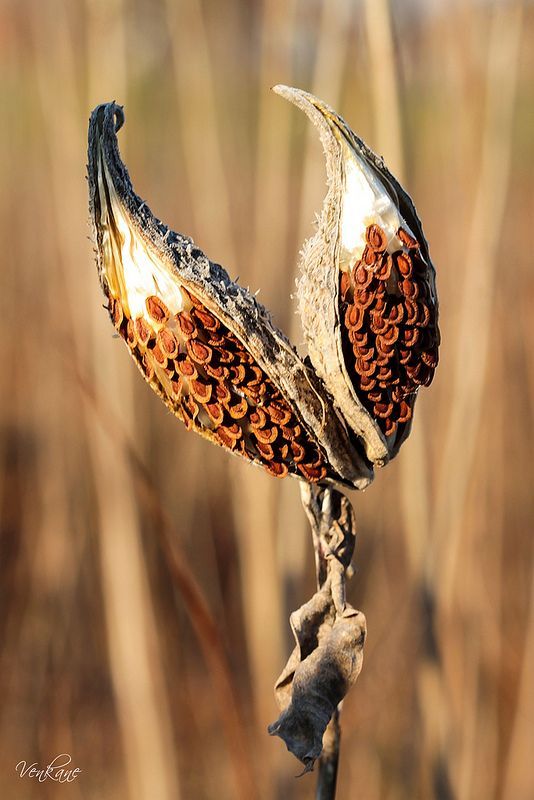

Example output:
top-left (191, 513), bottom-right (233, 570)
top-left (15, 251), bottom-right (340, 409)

top-left (109, 286), bottom-right (329, 482)
top-left (340, 224), bottom-right (439, 438)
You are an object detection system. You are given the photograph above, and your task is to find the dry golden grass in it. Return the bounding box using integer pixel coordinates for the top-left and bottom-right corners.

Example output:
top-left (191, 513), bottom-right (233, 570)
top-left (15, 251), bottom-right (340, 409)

top-left (1, 1), bottom-right (533, 798)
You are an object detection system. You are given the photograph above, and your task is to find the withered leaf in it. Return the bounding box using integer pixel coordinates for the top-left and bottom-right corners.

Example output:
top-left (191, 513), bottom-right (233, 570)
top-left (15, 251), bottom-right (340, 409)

top-left (269, 586), bottom-right (366, 772)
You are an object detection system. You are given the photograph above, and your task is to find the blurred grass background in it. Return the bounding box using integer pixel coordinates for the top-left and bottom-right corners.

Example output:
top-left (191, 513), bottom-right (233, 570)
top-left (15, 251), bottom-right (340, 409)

top-left (1, 0), bottom-right (533, 798)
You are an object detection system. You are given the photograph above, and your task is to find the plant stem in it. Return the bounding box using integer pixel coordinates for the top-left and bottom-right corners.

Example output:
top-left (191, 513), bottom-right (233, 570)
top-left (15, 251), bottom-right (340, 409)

top-left (316, 707), bottom-right (341, 800)
top-left (300, 483), bottom-right (357, 799)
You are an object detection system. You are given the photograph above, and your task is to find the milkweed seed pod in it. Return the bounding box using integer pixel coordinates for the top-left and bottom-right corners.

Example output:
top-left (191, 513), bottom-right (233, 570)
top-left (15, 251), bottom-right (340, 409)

top-left (87, 103), bottom-right (372, 490)
top-left (87, 89), bottom-right (439, 489)
top-left (273, 86), bottom-right (440, 466)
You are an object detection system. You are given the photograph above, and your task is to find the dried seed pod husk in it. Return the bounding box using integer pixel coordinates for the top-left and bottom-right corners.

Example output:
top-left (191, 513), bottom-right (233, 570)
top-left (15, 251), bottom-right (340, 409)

top-left (273, 85), bottom-right (440, 465)
top-left (88, 102), bottom-right (372, 489)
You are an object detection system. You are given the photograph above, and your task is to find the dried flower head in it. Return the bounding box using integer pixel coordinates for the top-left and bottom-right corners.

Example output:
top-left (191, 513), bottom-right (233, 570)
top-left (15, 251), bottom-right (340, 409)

top-left (87, 89), bottom-right (439, 488)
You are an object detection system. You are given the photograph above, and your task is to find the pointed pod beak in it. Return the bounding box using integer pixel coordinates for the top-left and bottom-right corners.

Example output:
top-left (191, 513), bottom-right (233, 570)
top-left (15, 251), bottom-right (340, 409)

top-left (272, 84), bottom-right (353, 148)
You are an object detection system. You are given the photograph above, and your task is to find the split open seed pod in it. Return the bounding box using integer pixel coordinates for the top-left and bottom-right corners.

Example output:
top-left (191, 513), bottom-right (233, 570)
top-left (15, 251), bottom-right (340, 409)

top-left (87, 103), bottom-right (373, 490)
top-left (273, 86), bottom-right (440, 467)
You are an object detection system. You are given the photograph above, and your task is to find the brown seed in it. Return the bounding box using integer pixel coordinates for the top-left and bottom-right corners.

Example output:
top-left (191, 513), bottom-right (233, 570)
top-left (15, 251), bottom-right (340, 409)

top-left (225, 397), bottom-right (248, 420)
top-left (397, 400), bottom-right (412, 423)
top-left (222, 423), bottom-right (242, 440)
top-left (340, 271), bottom-right (352, 300)
top-left (383, 418), bottom-right (397, 436)
top-left (264, 461), bottom-right (288, 479)
top-left (205, 362), bottom-right (228, 381)
top-left (375, 254), bottom-right (393, 281)
top-left (141, 353), bottom-right (154, 381)
top-left (175, 354), bottom-right (198, 379)
top-left (215, 384), bottom-right (232, 405)
top-left (400, 279), bottom-right (419, 300)
top-left (277, 443), bottom-right (289, 460)
top-left (354, 345), bottom-right (374, 362)
top-left (290, 441), bottom-right (306, 463)
top-left (206, 402), bottom-right (224, 426)
top-left (405, 362), bottom-right (427, 385)
top-left (254, 426), bottom-right (278, 445)
top-left (362, 245), bottom-right (377, 267)
top-left (229, 365), bottom-right (247, 385)
top-left (126, 319), bottom-right (136, 348)
top-left (208, 333), bottom-right (226, 347)
top-left (369, 311), bottom-right (390, 335)
top-left (187, 339), bottom-right (212, 365)
top-left (399, 348), bottom-right (412, 366)
top-left (181, 287), bottom-right (204, 309)
top-left (404, 328), bottom-right (420, 348)
top-left (404, 299), bottom-right (419, 326)
top-left (110, 296), bottom-right (123, 329)
top-left (354, 288), bottom-right (375, 310)
top-left (177, 310), bottom-right (197, 338)
top-left (191, 306), bottom-right (219, 331)
top-left (367, 390), bottom-right (383, 403)
top-left (146, 295), bottom-right (170, 324)
top-left (398, 227), bottom-right (419, 249)
top-left (298, 463), bottom-right (327, 482)
top-left (376, 365), bottom-right (393, 382)
top-left (388, 303), bottom-right (404, 325)
top-left (396, 252), bottom-right (413, 278)
top-left (255, 441), bottom-right (274, 461)
top-left (415, 302), bottom-right (431, 328)
top-left (245, 366), bottom-right (264, 388)
top-left (353, 262), bottom-right (373, 289)
top-left (359, 375), bottom-right (377, 392)
top-left (366, 223), bottom-right (388, 252)
top-left (266, 400), bottom-right (292, 426)
top-left (383, 324), bottom-right (400, 345)
top-left (391, 386), bottom-right (405, 403)
top-left (171, 377), bottom-right (183, 398)
top-left (190, 379), bottom-right (212, 404)
top-left (157, 328), bottom-right (178, 358)
top-left (224, 332), bottom-right (243, 350)
top-left (355, 357), bottom-right (376, 378)
top-left (216, 427), bottom-right (237, 449)
top-left (350, 330), bottom-right (368, 347)
top-left (374, 292), bottom-right (387, 313)
top-left (375, 352), bottom-right (393, 368)
top-left (135, 316), bottom-right (154, 345)
top-left (375, 335), bottom-right (395, 357)
top-left (181, 396), bottom-right (199, 428)
top-left (303, 446), bottom-right (323, 468)
top-left (215, 348), bottom-right (234, 365)
top-left (243, 384), bottom-right (265, 405)
top-left (374, 400), bottom-right (394, 419)
top-left (422, 348), bottom-right (438, 368)
top-left (344, 303), bottom-right (364, 331)
top-left (249, 408), bottom-right (268, 429)
top-left (150, 341), bottom-right (167, 367)
top-left (239, 351), bottom-right (254, 366)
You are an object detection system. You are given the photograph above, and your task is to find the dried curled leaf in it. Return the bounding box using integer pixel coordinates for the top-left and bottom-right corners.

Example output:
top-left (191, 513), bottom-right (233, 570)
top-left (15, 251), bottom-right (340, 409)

top-left (87, 103), bottom-right (372, 490)
top-left (273, 86), bottom-right (440, 465)
top-left (269, 485), bottom-right (365, 771)
top-left (269, 590), bottom-right (366, 772)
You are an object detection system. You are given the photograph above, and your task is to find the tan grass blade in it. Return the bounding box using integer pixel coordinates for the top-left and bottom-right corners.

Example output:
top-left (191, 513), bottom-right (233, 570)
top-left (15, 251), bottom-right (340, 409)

top-left (91, 3), bottom-right (182, 798)
top-left (430, 1), bottom-right (523, 609)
